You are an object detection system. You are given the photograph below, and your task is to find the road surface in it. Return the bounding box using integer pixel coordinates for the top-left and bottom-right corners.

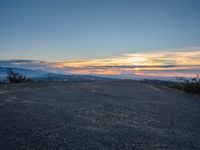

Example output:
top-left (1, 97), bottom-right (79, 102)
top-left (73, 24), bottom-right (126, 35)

top-left (0, 81), bottom-right (199, 150)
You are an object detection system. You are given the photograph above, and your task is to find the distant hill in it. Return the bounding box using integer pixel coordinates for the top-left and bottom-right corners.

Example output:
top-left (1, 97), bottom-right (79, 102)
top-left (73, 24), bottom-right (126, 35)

top-left (0, 67), bottom-right (48, 79)
top-left (36, 74), bottom-right (112, 81)
top-left (0, 67), bottom-right (113, 82)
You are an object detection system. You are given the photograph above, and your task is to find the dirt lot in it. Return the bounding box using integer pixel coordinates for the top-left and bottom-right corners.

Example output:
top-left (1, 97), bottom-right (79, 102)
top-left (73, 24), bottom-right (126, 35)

top-left (0, 81), bottom-right (199, 150)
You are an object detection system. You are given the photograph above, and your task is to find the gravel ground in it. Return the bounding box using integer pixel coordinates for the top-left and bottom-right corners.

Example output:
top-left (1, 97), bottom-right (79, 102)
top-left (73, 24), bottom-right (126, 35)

top-left (0, 81), bottom-right (199, 150)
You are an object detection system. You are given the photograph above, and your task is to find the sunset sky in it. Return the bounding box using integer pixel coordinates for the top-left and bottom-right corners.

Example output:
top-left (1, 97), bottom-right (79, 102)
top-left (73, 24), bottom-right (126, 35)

top-left (0, 0), bottom-right (200, 79)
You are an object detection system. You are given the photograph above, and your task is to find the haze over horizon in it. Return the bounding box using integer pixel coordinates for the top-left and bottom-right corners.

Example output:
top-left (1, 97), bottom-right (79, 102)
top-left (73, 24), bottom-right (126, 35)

top-left (1, 0), bottom-right (200, 79)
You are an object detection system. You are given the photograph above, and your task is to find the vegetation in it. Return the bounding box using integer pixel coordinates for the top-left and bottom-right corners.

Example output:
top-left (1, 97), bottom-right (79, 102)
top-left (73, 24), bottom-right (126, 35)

top-left (6, 68), bottom-right (31, 83)
top-left (172, 74), bottom-right (200, 94)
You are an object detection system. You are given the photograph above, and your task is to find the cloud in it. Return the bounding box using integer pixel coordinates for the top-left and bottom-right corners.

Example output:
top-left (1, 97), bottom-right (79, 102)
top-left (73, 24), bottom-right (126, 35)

top-left (0, 49), bottom-right (200, 78)
top-left (53, 49), bottom-right (200, 77)
top-left (0, 60), bottom-right (48, 69)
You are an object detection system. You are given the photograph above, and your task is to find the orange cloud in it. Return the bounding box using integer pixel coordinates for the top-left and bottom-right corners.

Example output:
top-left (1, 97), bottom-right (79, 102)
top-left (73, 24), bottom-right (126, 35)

top-left (5, 49), bottom-right (198, 79)
top-left (49, 49), bottom-right (200, 78)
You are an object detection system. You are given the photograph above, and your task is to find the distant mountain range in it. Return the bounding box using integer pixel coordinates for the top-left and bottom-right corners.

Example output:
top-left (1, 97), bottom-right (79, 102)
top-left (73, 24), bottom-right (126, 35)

top-left (0, 67), bottom-right (48, 78)
top-left (0, 67), bottom-right (113, 82)
top-left (0, 67), bottom-right (180, 82)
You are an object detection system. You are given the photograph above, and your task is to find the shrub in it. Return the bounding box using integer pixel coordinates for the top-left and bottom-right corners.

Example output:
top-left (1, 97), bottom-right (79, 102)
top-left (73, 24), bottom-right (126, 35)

top-left (7, 68), bottom-right (31, 83)
top-left (174, 74), bottom-right (200, 94)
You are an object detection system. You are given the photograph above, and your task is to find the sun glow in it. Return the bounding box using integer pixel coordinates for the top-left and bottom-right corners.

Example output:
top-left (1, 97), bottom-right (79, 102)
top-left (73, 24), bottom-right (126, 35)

top-left (132, 56), bottom-right (146, 65)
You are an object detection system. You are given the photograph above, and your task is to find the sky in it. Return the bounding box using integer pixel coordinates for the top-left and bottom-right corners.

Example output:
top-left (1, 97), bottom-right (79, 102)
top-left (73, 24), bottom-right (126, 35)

top-left (0, 0), bottom-right (200, 79)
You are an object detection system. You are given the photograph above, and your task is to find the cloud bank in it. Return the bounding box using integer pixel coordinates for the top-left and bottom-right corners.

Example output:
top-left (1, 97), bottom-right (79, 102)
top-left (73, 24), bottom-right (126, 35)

top-left (0, 49), bottom-right (200, 79)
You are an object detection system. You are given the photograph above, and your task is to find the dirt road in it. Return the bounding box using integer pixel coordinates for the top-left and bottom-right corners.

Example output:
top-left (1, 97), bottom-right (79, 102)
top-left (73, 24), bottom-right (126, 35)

top-left (0, 81), bottom-right (199, 150)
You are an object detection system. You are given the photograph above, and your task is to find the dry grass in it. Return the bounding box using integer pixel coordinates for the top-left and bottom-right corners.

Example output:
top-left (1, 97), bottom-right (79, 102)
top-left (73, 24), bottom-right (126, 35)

top-left (172, 74), bottom-right (200, 94)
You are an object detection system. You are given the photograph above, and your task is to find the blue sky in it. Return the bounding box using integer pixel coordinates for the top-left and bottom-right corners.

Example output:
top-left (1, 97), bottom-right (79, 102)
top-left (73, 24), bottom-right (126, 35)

top-left (1, 0), bottom-right (200, 61)
top-left (0, 0), bottom-right (200, 79)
